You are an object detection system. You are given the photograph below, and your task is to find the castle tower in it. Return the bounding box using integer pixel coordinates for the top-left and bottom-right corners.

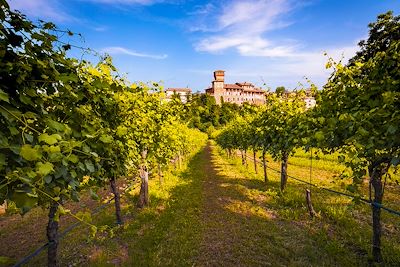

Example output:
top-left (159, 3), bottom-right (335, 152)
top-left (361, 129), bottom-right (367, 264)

top-left (212, 70), bottom-right (225, 104)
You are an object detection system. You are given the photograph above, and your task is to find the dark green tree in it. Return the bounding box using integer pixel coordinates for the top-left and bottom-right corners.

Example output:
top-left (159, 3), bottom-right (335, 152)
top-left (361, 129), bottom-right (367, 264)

top-left (275, 86), bottom-right (286, 95)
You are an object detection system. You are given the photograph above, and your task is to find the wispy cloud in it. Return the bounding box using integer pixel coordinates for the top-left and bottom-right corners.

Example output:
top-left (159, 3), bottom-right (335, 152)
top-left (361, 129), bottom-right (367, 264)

top-left (192, 0), bottom-right (296, 57)
top-left (187, 3), bottom-right (216, 15)
top-left (8, 0), bottom-right (74, 22)
top-left (8, 0), bottom-right (166, 23)
top-left (101, 46), bottom-right (168, 59)
top-left (93, 26), bottom-right (109, 32)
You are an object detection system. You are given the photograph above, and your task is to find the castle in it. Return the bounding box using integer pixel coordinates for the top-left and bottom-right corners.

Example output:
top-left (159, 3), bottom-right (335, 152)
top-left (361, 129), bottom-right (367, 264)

top-left (205, 70), bottom-right (266, 105)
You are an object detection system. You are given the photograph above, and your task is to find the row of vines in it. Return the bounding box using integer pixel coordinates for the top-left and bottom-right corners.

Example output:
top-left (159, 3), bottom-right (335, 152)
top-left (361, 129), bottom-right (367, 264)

top-left (0, 1), bottom-right (207, 266)
top-left (216, 11), bottom-right (400, 264)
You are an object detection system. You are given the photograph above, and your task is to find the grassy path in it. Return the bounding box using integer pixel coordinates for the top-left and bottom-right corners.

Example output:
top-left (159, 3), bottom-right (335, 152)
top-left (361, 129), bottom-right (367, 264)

top-left (52, 143), bottom-right (398, 266)
top-left (1, 142), bottom-right (399, 266)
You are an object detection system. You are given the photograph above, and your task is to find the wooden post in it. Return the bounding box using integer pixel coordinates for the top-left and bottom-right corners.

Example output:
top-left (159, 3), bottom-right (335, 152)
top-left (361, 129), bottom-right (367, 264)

top-left (305, 189), bottom-right (316, 218)
top-left (47, 202), bottom-right (59, 267)
top-left (244, 150), bottom-right (248, 168)
top-left (253, 150), bottom-right (258, 174)
top-left (138, 150), bottom-right (150, 208)
top-left (262, 150), bottom-right (268, 183)
top-left (280, 152), bottom-right (288, 191)
top-left (369, 162), bottom-right (389, 263)
top-left (178, 151), bottom-right (182, 169)
top-left (110, 177), bottom-right (123, 224)
top-left (158, 164), bottom-right (163, 186)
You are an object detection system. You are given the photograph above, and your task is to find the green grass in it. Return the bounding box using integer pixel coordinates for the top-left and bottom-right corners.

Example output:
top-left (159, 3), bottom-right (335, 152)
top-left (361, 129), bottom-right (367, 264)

top-left (204, 145), bottom-right (363, 266)
top-left (220, 145), bottom-right (400, 266)
top-left (0, 144), bottom-right (207, 267)
top-left (57, 147), bottom-right (207, 266)
top-left (1, 143), bottom-right (399, 266)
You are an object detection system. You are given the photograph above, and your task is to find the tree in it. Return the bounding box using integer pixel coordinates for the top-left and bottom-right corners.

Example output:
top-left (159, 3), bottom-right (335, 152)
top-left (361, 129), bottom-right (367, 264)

top-left (315, 12), bottom-right (400, 262)
top-left (219, 102), bottom-right (239, 125)
top-left (260, 95), bottom-right (305, 191)
top-left (351, 11), bottom-right (400, 63)
top-left (252, 105), bottom-right (271, 183)
top-left (275, 86), bottom-right (286, 95)
top-left (0, 3), bottom-right (129, 265)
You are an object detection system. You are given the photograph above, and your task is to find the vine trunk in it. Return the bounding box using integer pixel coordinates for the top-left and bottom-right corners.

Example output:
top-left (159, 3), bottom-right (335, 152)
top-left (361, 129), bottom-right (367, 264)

top-left (47, 201), bottom-right (59, 267)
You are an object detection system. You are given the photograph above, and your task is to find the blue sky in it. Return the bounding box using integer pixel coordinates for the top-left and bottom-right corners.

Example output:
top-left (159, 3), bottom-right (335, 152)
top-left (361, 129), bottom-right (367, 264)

top-left (8, 0), bottom-right (400, 92)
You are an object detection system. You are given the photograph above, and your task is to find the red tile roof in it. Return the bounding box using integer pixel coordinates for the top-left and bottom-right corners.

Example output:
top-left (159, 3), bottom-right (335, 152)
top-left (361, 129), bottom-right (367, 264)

top-left (223, 83), bottom-right (264, 93)
top-left (224, 83), bottom-right (242, 89)
top-left (166, 88), bottom-right (191, 92)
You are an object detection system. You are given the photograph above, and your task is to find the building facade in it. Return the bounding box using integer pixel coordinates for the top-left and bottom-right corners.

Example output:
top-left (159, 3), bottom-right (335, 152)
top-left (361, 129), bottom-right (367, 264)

top-left (205, 70), bottom-right (266, 105)
top-left (165, 88), bottom-right (191, 103)
top-left (304, 96), bottom-right (316, 109)
top-left (274, 88), bottom-right (317, 109)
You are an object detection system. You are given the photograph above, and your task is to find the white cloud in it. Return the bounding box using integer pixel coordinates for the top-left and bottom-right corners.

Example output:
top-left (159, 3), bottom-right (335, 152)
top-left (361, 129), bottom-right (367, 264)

top-left (196, 35), bottom-right (298, 57)
top-left (8, 0), bottom-right (73, 22)
top-left (101, 46), bottom-right (168, 59)
top-left (225, 45), bottom-right (359, 89)
top-left (188, 3), bottom-right (216, 15)
top-left (190, 0), bottom-right (361, 88)
top-left (218, 0), bottom-right (289, 31)
top-left (93, 26), bottom-right (109, 32)
top-left (193, 0), bottom-right (295, 57)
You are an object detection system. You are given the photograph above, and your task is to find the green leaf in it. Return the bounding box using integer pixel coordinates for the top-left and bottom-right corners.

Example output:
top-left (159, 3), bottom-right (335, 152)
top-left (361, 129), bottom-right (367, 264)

top-left (36, 162), bottom-right (54, 176)
top-left (23, 133), bottom-right (33, 143)
top-left (89, 189), bottom-right (99, 200)
top-left (116, 126), bottom-right (128, 137)
top-left (357, 127), bottom-right (369, 136)
top-left (314, 131), bottom-right (325, 142)
top-left (76, 211), bottom-right (92, 223)
top-left (90, 225), bottom-right (98, 238)
top-left (0, 134), bottom-right (9, 147)
top-left (84, 160), bottom-right (95, 173)
top-left (11, 192), bottom-right (37, 214)
top-left (346, 184), bottom-right (356, 193)
top-left (39, 133), bottom-right (62, 145)
top-left (0, 153), bottom-right (6, 170)
top-left (70, 170), bottom-right (77, 178)
top-left (20, 145), bottom-right (42, 161)
top-left (99, 134), bottom-right (113, 143)
top-left (44, 175), bottom-right (52, 183)
top-left (20, 95), bottom-right (33, 105)
top-left (46, 119), bottom-right (65, 131)
top-left (48, 145), bottom-right (61, 154)
top-left (58, 205), bottom-right (70, 215)
top-left (9, 127), bottom-right (19, 135)
top-left (53, 186), bottom-right (61, 195)
top-left (0, 89), bottom-right (10, 103)
top-left (78, 162), bottom-right (85, 171)
top-left (67, 154), bottom-right (79, 163)
top-left (387, 124), bottom-right (397, 134)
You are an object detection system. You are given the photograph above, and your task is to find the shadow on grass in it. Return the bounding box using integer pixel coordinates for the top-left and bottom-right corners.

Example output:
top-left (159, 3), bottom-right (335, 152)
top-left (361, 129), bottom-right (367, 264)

top-left (112, 148), bottom-right (208, 267)
top-left (204, 145), bottom-right (386, 267)
top-left (31, 143), bottom-right (399, 267)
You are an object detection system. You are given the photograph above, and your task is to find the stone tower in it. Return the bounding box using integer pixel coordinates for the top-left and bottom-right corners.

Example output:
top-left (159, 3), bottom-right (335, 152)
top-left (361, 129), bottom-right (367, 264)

top-left (212, 70), bottom-right (225, 104)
